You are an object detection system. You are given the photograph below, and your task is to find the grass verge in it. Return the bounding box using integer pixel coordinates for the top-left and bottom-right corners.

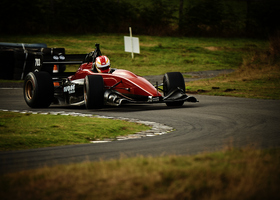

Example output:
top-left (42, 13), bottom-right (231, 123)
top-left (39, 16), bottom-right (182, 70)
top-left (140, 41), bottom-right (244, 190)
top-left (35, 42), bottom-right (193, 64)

top-left (0, 35), bottom-right (279, 199)
top-left (2, 34), bottom-right (278, 99)
top-left (0, 147), bottom-right (279, 200)
top-left (0, 111), bottom-right (150, 151)
top-left (186, 40), bottom-right (280, 99)
top-left (0, 34), bottom-right (268, 76)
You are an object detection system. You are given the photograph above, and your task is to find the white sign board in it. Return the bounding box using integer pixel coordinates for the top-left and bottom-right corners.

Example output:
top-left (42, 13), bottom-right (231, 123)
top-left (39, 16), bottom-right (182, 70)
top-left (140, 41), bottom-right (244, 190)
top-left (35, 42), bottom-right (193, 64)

top-left (124, 36), bottom-right (140, 54)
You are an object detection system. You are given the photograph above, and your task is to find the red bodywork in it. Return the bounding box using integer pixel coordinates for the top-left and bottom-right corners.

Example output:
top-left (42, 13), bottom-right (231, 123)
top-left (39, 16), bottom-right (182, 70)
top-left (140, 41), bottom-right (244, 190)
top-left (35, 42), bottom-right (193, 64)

top-left (69, 62), bottom-right (162, 99)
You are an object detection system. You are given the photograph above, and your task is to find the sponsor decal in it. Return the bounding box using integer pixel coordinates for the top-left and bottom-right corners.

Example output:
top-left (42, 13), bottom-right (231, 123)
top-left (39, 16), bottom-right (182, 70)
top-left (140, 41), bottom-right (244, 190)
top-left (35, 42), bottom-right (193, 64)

top-left (53, 55), bottom-right (65, 60)
top-left (148, 96), bottom-right (160, 102)
top-left (59, 55), bottom-right (65, 60)
top-left (53, 55), bottom-right (59, 60)
top-left (64, 85), bottom-right (75, 94)
top-left (35, 58), bottom-right (41, 67)
top-left (153, 97), bottom-right (160, 102)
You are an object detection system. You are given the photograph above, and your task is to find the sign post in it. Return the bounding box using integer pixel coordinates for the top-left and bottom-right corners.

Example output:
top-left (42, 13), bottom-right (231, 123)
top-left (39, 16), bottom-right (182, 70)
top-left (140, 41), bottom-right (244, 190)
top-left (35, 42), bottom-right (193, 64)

top-left (124, 27), bottom-right (140, 59)
top-left (129, 27), bottom-right (134, 59)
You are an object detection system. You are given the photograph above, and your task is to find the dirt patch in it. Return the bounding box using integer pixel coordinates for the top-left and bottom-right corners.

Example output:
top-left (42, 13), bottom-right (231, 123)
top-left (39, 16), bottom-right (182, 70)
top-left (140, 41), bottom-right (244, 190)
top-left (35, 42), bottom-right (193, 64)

top-left (183, 69), bottom-right (234, 82)
top-left (205, 46), bottom-right (220, 51)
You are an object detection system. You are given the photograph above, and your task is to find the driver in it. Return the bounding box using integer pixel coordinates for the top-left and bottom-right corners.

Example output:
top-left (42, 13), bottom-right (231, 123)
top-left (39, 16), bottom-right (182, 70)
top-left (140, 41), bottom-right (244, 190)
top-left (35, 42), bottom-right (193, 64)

top-left (93, 55), bottom-right (111, 73)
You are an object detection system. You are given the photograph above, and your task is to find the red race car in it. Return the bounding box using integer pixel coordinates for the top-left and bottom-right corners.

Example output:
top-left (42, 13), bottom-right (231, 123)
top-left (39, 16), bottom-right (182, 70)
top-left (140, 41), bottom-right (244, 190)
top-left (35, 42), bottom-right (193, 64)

top-left (23, 44), bottom-right (198, 109)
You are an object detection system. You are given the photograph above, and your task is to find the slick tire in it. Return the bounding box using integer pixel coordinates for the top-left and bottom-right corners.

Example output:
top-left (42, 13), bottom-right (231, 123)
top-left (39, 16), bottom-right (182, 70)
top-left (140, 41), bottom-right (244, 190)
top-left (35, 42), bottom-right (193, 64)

top-left (23, 71), bottom-right (54, 108)
top-left (84, 75), bottom-right (104, 109)
top-left (163, 72), bottom-right (185, 106)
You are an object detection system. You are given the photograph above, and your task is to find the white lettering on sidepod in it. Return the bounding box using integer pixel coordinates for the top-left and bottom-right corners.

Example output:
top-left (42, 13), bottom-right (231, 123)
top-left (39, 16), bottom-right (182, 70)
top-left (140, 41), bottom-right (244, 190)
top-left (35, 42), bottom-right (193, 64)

top-left (64, 85), bottom-right (75, 94)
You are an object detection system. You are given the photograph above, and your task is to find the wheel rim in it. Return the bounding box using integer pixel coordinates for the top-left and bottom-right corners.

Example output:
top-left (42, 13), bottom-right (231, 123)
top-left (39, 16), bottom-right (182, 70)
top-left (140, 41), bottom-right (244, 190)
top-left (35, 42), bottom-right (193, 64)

top-left (25, 80), bottom-right (34, 100)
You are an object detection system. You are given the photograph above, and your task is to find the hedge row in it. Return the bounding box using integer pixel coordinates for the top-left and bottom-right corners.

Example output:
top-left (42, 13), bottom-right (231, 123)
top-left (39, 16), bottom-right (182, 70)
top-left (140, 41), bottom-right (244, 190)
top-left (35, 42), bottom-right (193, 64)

top-left (0, 0), bottom-right (279, 37)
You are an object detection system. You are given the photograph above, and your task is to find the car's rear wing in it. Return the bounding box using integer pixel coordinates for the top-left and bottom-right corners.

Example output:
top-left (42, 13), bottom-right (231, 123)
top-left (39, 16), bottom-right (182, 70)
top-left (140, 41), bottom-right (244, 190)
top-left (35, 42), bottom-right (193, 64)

top-left (42, 54), bottom-right (85, 65)
top-left (39, 44), bottom-right (102, 76)
top-left (0, 42), bottom-right (101, 80)
top-left (39, 54), bottom-right (86, 75)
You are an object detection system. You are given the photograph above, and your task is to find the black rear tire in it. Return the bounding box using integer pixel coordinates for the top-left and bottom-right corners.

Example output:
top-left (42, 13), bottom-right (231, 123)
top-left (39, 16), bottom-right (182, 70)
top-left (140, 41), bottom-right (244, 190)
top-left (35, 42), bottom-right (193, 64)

top-left (23, 71), bottom-right (54, 108)
top-left (163, 72), bottom-right (185, 106)
top-left (84, 75), bottom-right (104, 109)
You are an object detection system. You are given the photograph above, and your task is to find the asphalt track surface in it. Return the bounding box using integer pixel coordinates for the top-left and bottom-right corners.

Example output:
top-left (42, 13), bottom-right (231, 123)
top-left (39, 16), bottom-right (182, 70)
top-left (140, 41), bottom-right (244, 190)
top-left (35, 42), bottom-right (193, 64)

top-left (0, 88), bottom-right (280, 174)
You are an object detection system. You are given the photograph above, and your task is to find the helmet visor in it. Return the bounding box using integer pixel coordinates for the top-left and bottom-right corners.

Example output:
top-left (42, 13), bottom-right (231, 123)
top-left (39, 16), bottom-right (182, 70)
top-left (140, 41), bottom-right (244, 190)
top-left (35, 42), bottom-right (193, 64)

top-left (98, 66), bottom-right (110, 73)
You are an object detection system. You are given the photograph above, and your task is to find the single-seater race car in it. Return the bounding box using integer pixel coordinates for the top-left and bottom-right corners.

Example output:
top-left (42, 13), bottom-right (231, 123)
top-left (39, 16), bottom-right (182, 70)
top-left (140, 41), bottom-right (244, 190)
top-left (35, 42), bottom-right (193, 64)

top-left (23, 44), bottom-right (198, 109)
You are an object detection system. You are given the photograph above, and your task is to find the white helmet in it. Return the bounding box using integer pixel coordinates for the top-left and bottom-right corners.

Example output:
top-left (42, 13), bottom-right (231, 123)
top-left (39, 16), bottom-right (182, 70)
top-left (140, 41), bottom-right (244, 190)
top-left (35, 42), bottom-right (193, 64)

top-left (95, 55), bottom-right (110, 73)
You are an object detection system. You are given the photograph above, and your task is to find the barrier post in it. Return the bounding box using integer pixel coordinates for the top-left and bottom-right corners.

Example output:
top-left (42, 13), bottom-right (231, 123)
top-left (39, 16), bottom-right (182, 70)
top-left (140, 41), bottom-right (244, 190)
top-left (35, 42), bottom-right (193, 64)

top-left (129, 27), bottom-right (134, 59)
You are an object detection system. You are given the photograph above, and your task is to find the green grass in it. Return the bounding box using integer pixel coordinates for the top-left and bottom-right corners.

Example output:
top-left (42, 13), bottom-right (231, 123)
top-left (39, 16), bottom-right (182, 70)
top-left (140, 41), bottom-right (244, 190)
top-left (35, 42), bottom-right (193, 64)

top-left (186, 49), bottom-right (280, 99)
top-left (2, 34), bottom-right (277, 99)
top-left (0, 34), bottom-right (279, 199)
top-left (187, 75), bottom-right (280, 99)
top-left (0, 34), bottom-right (268, 76)
top-left (1, 147), bottom-right (279, 200)
top-left (3, 34), bottom-right (277, 99)
top-left (0, 111), bottom-right (150, 151)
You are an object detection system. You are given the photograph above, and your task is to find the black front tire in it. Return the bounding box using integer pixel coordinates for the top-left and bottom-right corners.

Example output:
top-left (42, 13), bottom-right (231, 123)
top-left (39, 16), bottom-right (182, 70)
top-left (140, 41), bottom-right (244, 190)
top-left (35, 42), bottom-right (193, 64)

top-left (84, 75), bottom-right (104, 109)
top-left (23, 71), bottom-right (54, 108)
top-left (163, 72), bottom-right (185, 106)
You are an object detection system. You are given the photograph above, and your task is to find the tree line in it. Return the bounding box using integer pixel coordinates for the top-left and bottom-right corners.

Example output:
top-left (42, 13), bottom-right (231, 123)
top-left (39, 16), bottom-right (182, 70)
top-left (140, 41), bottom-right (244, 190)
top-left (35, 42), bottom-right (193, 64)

top-left (0, 0), bottom-right (279, 38)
